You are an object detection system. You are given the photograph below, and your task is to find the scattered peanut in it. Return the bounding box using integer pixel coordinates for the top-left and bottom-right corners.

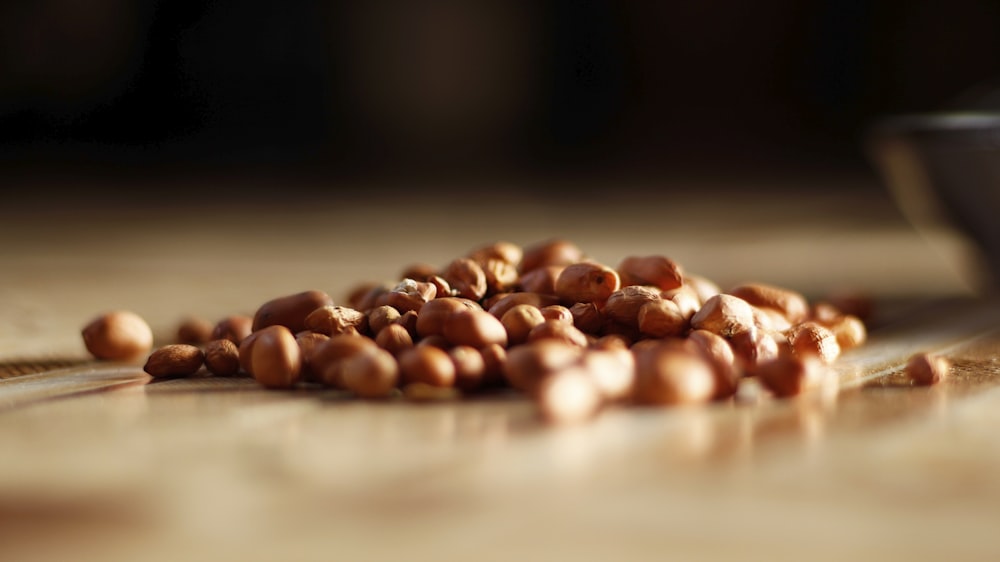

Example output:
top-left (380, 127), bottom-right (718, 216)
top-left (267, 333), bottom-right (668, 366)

top-left (144, 344), bottom-right (204, 378)
top-left (906, 352), bottom-right (950, 386)
top-left (204, 339), bottom-right (240, 376)
top-left (82, 310), bottom-right (153, 360)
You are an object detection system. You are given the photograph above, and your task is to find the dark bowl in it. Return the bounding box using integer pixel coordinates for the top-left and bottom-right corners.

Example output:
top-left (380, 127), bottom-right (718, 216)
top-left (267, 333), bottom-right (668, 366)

top-left (867, 112), bottom-right (1000, 291)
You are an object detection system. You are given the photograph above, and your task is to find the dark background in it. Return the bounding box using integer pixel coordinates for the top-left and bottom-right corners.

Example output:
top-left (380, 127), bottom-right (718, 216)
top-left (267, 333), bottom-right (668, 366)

top-left (3, 0), bottom-right (1000, 198)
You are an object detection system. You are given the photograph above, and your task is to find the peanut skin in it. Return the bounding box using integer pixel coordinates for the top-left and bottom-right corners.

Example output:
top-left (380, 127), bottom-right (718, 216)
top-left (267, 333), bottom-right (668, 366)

top-left (82, 311), bottom-right (153, 360)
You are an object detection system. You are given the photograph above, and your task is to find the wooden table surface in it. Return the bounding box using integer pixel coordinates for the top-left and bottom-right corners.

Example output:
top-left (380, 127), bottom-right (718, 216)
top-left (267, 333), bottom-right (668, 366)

top-left (2, 178), bottom-right (999, 561)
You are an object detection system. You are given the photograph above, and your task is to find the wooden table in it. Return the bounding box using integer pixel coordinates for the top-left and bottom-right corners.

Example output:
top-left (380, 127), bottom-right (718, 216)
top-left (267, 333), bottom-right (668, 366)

top-left (2, 177), bottom-right (999, 561)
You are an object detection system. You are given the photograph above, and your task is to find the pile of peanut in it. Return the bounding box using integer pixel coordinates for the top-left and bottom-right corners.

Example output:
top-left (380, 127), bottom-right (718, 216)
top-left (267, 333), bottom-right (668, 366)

top-left (81, 239), bottom-right (948, 423)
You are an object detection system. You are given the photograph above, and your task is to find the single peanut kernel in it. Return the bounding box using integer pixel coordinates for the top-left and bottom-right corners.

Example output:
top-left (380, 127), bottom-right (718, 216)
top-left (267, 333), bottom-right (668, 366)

top-left (204, 339), bottom-right (240, 376)
top-left (427, 275), bottom-right (455, 298)
top-left (394, 310), bottom-right (419, 339)
top-left (570, 301), bottom-right (604, 335)
top-left (376, 279), bottom-right (437, 313)
top-left (683, 274), bottom-right (721, 304)
top-left (518, 265), bottom-right (564, 295)
top-left (144, 344), bottom-right (205, 378)
top-left (527, 320), bottom-right (589, 348)
top-left (637, 299), bottom-right (687, 338)
top-left (82, 310), bottom-right (154, 360)
top-left (368, 305), bottom-right (401, 335)
top-left (756, 355), bottom-right (829, 397)
top-left (443, 258), bottom-right (487, 301)
top-left (252, 290), bottom-right (333, 333)
top-left (304, 305), bottom-right (367, 336)
top-left (350, 283), bottom-right (389, 313)
top-left (687, 329), bottom-right (738, 400)
top-left (449, 345), bottom-right (487, 391)
top-left (555, 262), bottom-right (621, 304)
top-left (519, 239), bottom-right (583, 274)
top-left (416, 298), bottom-right (474, 338)
top-left (690, 294), bottom-right (756, 337)
top-left (537, 368), bottom-right (603, 425)
top-left (728, 283), bottom-right (809, 324)
top-left (906, 352), bottom-right (950, 386)
top-left (311, 334), bottom-right (377, 388)
top-left (442, 309), bottom-right (508, 349)
top-left (500, 304), bottom-right (546, 346)
top-left (416, 334), bottom-right (451, 350)
top-left (633, 344), bottom-right (716, 406)
top-left (341, 348), bottom-right (400, 398)
top-left (176, 316), bottom-right (214, 345)
top-left (729, 327), bottom-right (781, 371)
top-left (398, 346), bottom-right (456, 387)
top-left (579, 348), bottom-right (635, 402)
top-left (480, 258), bottom-right (519, 295)
top-left (669, 290), bottom-right (701, 321)
top-left (238, 331), bottom-right (260, 375)
top-left (828, 314), bottom-right (867, 350)
top-left (617, 255), bottom-right (684, 291)
top-left (400, 263), bottom-right (438, 282)
top-left (296, 331), bottom-right (330, 382)
top-left (251, 325), bottom-right (302, 389)
top-left (788, 321), bottom-right (841, 364)
top-left (375, 324), bottom-right (414, 356)
top-left (468, 241), bottom-right (523, 267)
top-left (211, 315), bottom-right (254, 345)
top-left (479, 343), bottom-right (507, 386)
top-left (603, 286), bottom-right (661, 328)
top-left (503, 340), bottom-right (583, 394)
top-left (539, 305), bottom-right (573, 324)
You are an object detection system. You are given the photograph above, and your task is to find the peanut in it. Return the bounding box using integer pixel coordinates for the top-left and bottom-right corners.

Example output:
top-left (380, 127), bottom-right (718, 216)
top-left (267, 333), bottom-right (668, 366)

top-left (398, 346), bottom-right (456, 387)
top-left (367, 305), bottom-right (401, 335)
top-left (555, 262), bottom-right (621, 304)
top-left (518, 265), bottom-right (563, 295)
top-left (487, 292), bottom-right (560, 319)
top-left (211, 315), bottom-right (253, 345)
top-left (443, 309), bottom-right (508, 348)
top-left (238, 331), bottom-right (260, 374)
top-left (375, 324), bottom-right (414, 356)
top-left (687, 329), bottom-right (738, 400)
top-left (633, 342), bottom-right (716, 406)
top-left (82, 310), bottom-right (153, 360)
top-left (376, 279), bottom-right (437, 313)
top-left (503, 340), bottom-right (583, 394)
top-left (252, 290), bottom-right (333, 333)
top-left (295, 331), bottom-right (330, 382)
top-left (250, 325), bottom-right (302, 389)
top-left (449, 345), bottom-right (487, 391)
top-left (637, 299), bottom-right (687, 338)
top-left (617, 255), bottom-right (683, 291)
top-left (537, 368), bottom-right (603, 424)
top-left (443, 258), bottom-right (487, 301)
top-left (539, 305), bottom-right (573, 324)
top-left (304, 305), bottom-right (367, 336)
top-left (728, 283), bottom-right (808, 324)
top-left (527, 320), bottom-right (589, 348)
top-left (469, 241), bottom-right (523, 267)
top-left (311, 334), bottom-right (377, 388)
top-left (204, 339), bottom-right (240, 376)
top-left (176, 316), bottom-right (214, 345)
top-left (341, 348), bottom-right (399, 398)
top-left (416, 297), bottom-right (473, 338)
top-left (500, 304), bottom-right (545, 346)
top-left (690, 294), bottom-right (755, 337)
top-left (756, 355), bottom-right (829, 397)
top-left (906, 352), bottom-right (950, 386)
top-left (144, 344), bottom-right (204, 378)
top-left (787, 321), bottom-right (841, 364)
top-left (603, 285), bottom-right (661, 328)
top-left (520, 239), bottom-right (583, 274)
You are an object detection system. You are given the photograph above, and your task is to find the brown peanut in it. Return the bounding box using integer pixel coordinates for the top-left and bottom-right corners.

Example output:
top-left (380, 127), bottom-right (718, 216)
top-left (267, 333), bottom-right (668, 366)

top-left (479, 343), bottom-right (507, 386)
top-left (729, 283), bottom-right (808, 324)
top-left (537, 368), bottom-right (603, 424)
top-left (617, 255), bottom-right (683, 291)
top-left (579, 348), bottom-right (635, 402)
top-left (211, 315), bottom-right (254, 345)
top-left (539, 305), bottom-right (573, 324)
top-left (637, 299), bottom-right (687, 338)
top-left (144, 344), bottom-right (204, 378)
top-left (520, 239), bottom-right (583, 274)
top-left (375, 324), bottom-right (414, 356)
top-left (376, 279), bottom-right (437, 313)
top-left (176, 316), bottom-right (214, 345)
top-left (687, 329), bottom-right (738, 400)
top-left (503, 340), bottom-right (583, 394)
top-left (311, 334), bottom-right (377, 387)
top-left (400, 263), bottom-right (438, 282)
top-left (729, 327), bottom-right (781, 371)
top-left (906, 352), bottom-right (950, 386)
top-left (555, 262), bottom-right (621, 304)
top-left (633, 342), bottom-right (716, 406)
top-left (443, 309), bottom-right (508, 348)
top-left (252, 290), bottom-right (333, 333)
top-left (443, 258), bottom-right (487, 301)
top-left (368, 305), bottom-right (401, 335)
top-left (341, 348), bottom-right (399, 398)
top-left (250, 325), bottom-right (302, 389)
top-left (756, 355), bottom-right (829, 397)
top-left (238, 331), bottom-right (260, 374)
top-left (82, 310), bottom-right (153, 360)
top-left (690, 294), bottom-right (755, 337)
top-left (398, 346), bottom-right (456, 387)
top-left (416, 298), bottom-right (473, 338)
top-left (480, 258), bottom-right (519, 295)
top-left (570, 302), bottom-right (603, 335)
top-left (501, 304), bottom-right (546, 346)
top-left (469, 241), bottom-right (523, 267)
top-left (296, 331), bottom-right (330, 382)
top-left (449, 345), bottom-right (487, 391)
top-left (518, 265), bottom-right (563, 295)
top-left (527, 320), bottom-right (589, 348)
top-left (304, 305), bottom-right (367, 336)
top-left (787, 321), bottom-right (841, 364)
top-left (204, 339), bottom-right (240, 376)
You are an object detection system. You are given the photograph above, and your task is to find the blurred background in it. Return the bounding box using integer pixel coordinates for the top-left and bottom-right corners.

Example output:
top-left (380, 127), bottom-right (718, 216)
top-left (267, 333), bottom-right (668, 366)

top-left (2, 0), bottom-right (1000, 201)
